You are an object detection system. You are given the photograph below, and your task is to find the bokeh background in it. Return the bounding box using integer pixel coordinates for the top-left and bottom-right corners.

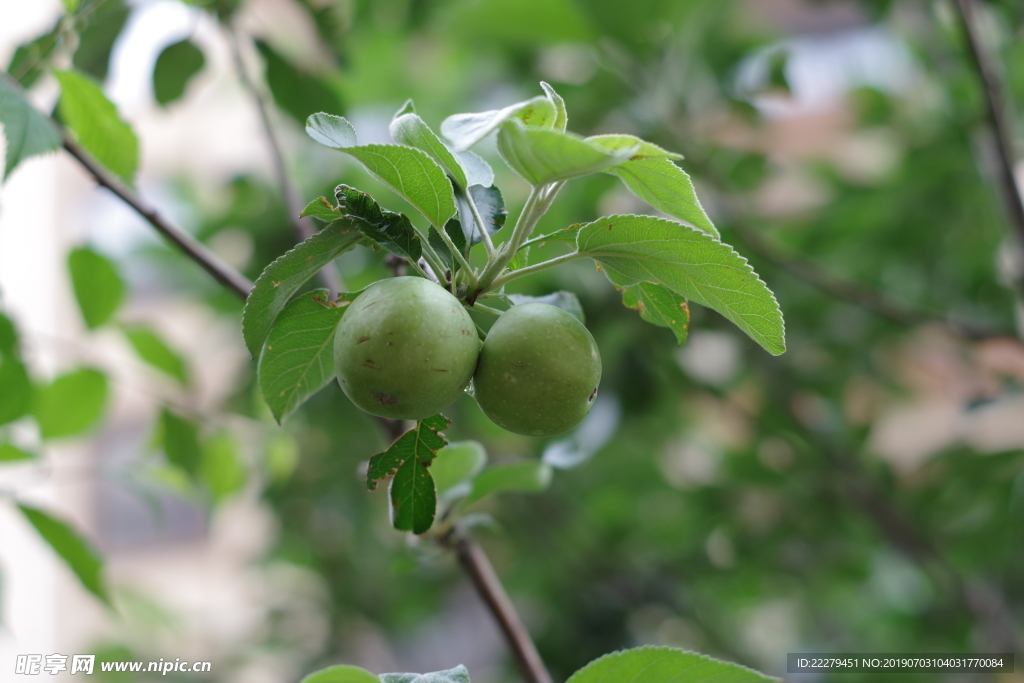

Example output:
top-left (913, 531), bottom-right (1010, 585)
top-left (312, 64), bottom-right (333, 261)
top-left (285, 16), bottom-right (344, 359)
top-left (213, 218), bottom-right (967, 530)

top-left (1, 0), bottom-right (1023, 681)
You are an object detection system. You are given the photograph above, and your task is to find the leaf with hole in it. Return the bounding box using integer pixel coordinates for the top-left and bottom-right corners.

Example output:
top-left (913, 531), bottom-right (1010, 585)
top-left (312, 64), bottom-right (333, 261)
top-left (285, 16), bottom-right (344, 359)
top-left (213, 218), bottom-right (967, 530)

top-left (497, 119), bottom-right (636, 185)
top-left (0, 75), bottom-right (62, 179)
top-left (34, 368), bottom-right (108, 440)
top-left (576, 215), bottom-right (784, 355)
top-left (68, 247), bottom-right (124, 329)
top-left (55, 70), bottom-right (138, 185)
top-left (367, 414), bottom-right (451, 534)
top-left (619, 281), bottom-right (690, 344)
top-left (153, 39), bottom-right (205, 106)
top-left (18, 504), bottom-right (110, 606)
top-left (566, 646), bottom-right (779, 683)
top-left (608, 158), bottom-right (718, 238)
top-left (242, 218), bottom-right (362, 357)
top-left (258, 288), bottom-right (358, 423)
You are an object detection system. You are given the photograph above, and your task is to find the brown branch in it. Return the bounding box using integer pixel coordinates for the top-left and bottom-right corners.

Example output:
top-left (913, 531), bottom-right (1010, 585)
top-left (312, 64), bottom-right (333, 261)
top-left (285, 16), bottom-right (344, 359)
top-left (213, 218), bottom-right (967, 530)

top-left (226, 26), bottom-right (343, 295)
top-left (62, 136), bottom-right (253, 300)
top-left (441, 529), bottom-right (554, 683)
top-left (954, 0), bottom-right (1024, 276)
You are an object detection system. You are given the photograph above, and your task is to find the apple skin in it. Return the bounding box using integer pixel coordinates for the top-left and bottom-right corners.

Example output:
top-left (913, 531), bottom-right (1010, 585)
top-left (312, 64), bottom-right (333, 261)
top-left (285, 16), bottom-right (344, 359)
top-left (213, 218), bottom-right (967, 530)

top-left (334, 277), bottom-right (480, 419)
top-left (473, 303), bottom-right (601, 437)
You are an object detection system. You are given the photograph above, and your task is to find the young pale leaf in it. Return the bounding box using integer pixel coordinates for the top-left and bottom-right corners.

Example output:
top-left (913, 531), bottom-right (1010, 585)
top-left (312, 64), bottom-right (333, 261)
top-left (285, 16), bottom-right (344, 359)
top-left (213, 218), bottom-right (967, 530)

top-left (466, 461), bottom-right (553, 505)
top-left (160, 408), bottom-right (202, 479)
top-left (394, 99), bottom-right (415, 117)
top-left (256, 40), bottom-right (344, 126)
top-left (380, 666), bottom-right (471, 683)
top-left (0, 356), bottom-right (32, 427)
top-left (441, 95), bottom-right (556, 152)
top-left (242, 219), bottom-right (362, 357)
top-left (300, 665), bottom-right (381, 683)
top-left (454, 149), bottom-right (494, 187)
top-left (306, 112), bottom-right (357, 148)
top-left (609, 158), bottom-right (718, 239)
top-left (566, 646), bottom-right (779, 683)
top-left (300, 196), bottom-right (341, 222)
top-left (577, 215), bottom-right (785, 355)
top-left (619, 281), bottom-right (690, 345)
top-left (0, 443), bottom-right (33, 461)
top-left (337, 185), bottom-right (422, 262)
top-left (0, 76), bottom-right (62, 179)
top-left (431, 441), bottom-right (487, 496)
top-left (456, 185), bottom-right (507, 245)
top-left (367, 414), bottom-right (451, 534)
top-left (391, 113), bottom-right (469, 189)
top-left (508, 291), bottom-right (584, 323)
top-left (55, 70), bottom-right (138, 184)
top-left (344, 144), bottom-right (456, 230)
top-left (540, 81), bottom-right (567, 131)
top-left (34, 368), bottom-right (108, 440)
top-left (497, 120), bottom-right (636, 186)
top-left (201, 431), bottom-right (245, 503)
top-left (123, 325), bottom-right (188, 384)
top-left (258, 288), bottom-right (358, 424)
top-left (68, 247), bottom-right (124, 329)
top-left (18, 504), bottom-right (110, 606)
top-left (586, 134), bottom-right (682, 160)
top-left (152, 39), bottom-right (205, 106)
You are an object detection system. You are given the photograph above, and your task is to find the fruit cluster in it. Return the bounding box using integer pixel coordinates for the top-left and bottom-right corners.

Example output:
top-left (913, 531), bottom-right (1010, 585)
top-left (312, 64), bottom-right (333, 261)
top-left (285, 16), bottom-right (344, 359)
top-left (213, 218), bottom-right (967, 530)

top-left (334, 277), bottom-right (601, 437)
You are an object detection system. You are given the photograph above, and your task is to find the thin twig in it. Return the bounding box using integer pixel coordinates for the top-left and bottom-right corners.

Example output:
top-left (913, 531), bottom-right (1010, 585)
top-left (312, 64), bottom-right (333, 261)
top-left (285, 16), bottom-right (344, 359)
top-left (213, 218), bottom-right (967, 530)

top-left (226, 26), bottom-right (343, 295)
top-left (441, 529), bottom-right (554, 683)
top-left (954, 0), bottom-right (1024, 283)
top-left (63, 136), bottom-right (253, 300)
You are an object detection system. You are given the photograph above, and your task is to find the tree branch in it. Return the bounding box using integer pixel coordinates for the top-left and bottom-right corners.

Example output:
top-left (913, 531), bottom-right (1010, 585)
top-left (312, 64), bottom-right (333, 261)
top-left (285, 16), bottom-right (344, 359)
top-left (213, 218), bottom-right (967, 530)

top-left (226, 26), bottom-right (343, 295)
top-left (954, 0), bottom-right (1024, 277)
top-left (62, 136), bottom-right (253, 300)
top-left (441, 528), bottom-right (554, 683)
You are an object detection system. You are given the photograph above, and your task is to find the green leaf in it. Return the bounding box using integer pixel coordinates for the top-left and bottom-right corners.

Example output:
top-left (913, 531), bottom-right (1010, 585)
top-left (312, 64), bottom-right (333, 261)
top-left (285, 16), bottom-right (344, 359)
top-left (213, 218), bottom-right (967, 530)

top-left (242, 219), bottom-right (362, 357)
top-left (367, 414), bottom-right (451, 534)
top-left (256, 40), bottom-right (344, 126)
top-left (61, 0), bottom-right (80, 12)
top-left (566, 646), bottom-right (779, 683)
top-left (34, 368), bottom-right (108, 439)
top-left (6, 23), bottom-right (63, 88)
top-left (72, 0), bottom-right (130, 82)
top-left (432, 440), bottom-right (487, 496)
top-left (525, 223), bottom-right (582, 246)
top-left (18, 504), bottom-right (110, 606)
top-left (466, 461), bottom-right (553, 504)
top-left (441, 95), bottom-right (556, 152)
top-left (380, 666), bottom-right (471, 683)
top-left (159, 408), bottom-right (202, 479)
top-left (497, 119), bottom-right (636, 186)
top-left (429, 219), bottom-right (467, 272)
top-left (0, 75), bottom-right (62, 179)
top-left (306, 112), bottom-right (357, 148)
top-left (0, 356), bottom-right (32, 427)
top-left (0, 443), bottom-right (33, 461)
top-left (68, 247), bottom-right (124, 329)
top-left (55, 70), bottom-right (138, 184)
top-left (540, 81), bottom-right (567, 131)
top-left (609, 158), bottom-right (718, 239)
top-left (123, 325), bottom-right (188, 384)
top-left (619, 281), bottom-right (690, 344)
top-left (336, 184), bottom-right (422, 262)
top-left (508, 291), bottom-right (584, 323)
top-left (258, 288), bottom-right (355, 423)
top-left (300, 665), bottom-right (381, 683)
top-left (586, 134), bottom-right (682, 160)
top-left (576, 215), bottom-right (785, 355)
top-left (0, 312), bottom-right (17, 355)
top-left (152, 39), bottom-right (205, 106)
top-left (456, 185), bottom-right (507, 245)
top-left (201, 431), bottom-right (245, 503)
top-left (300, 196), bottom-right (340, 221)
top-left (391, 112), bottom-right (468, 189)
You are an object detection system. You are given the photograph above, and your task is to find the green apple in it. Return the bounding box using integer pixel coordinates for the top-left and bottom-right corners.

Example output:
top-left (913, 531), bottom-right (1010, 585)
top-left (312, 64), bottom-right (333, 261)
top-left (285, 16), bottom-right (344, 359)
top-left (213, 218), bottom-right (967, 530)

top-left (335, 277), bottom-right (479, 419)
top-left (473, 302), bottom-right (601, 436)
